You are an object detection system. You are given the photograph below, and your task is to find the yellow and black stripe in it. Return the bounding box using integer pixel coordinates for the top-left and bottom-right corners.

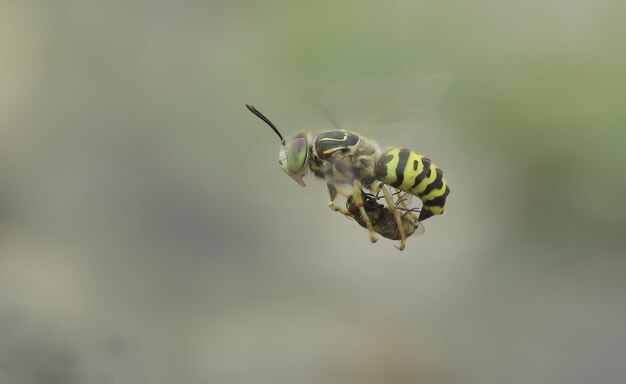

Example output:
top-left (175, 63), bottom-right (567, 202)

top-left (375, 148), bottom-right (450, 221)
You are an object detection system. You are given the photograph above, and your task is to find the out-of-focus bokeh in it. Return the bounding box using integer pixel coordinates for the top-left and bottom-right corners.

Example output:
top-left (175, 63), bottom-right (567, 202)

top-left (1, 1), bottom-right (625, 383)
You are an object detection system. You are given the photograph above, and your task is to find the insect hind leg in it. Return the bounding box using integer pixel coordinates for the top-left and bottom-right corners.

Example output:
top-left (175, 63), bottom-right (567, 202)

top-left (380, 184), bottom-right (407, 251)
top-left (352, 180), bottom-right (378, 243)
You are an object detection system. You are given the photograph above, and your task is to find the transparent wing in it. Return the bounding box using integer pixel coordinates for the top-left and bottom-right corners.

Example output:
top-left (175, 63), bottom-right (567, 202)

top-left (394, 190), bottom-right (425, 236)
top-left (394, 190), bottom-right (413, 210)
top-left (313, 72), bottom-right (453, 143)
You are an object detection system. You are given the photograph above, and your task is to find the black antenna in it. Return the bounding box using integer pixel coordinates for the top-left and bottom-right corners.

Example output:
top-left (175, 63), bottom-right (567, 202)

top-left (246, 104), bottom-right (285, 145)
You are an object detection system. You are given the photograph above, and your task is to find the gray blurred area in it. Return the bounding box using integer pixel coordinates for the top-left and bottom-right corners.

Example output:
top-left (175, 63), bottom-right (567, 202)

top-left (1, 1), bottom-right (625, 383)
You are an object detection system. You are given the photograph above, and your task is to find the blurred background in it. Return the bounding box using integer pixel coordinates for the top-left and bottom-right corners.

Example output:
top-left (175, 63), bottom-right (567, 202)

top-left (1, 1), bottom-right (625, 383)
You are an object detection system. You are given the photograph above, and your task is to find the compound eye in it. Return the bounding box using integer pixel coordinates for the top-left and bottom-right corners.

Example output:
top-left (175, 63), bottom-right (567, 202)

top-left (287, 137), bottom-right (309, 173)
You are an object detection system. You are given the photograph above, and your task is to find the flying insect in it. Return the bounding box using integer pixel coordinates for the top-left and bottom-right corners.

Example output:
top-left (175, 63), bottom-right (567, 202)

top-left (246, 104), bottom-right (450, 250)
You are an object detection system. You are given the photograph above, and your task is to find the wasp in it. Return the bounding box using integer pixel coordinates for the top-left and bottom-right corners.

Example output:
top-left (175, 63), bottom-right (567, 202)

top-left (246, 104), bottom-right (450, 250)
top-left (346, 190), bottom-right (424, 243)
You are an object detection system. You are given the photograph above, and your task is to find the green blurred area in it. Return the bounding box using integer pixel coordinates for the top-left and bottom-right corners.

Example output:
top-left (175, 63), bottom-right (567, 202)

top-left (1, 1), bottom-right (625, 383)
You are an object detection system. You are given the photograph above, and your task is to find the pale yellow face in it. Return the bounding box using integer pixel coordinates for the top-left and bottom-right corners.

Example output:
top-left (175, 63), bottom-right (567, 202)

top-left (278, 135), bottom-right (310, 187)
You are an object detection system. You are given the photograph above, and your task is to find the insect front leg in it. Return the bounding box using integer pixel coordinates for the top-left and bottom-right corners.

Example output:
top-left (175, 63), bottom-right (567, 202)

top-left (326, 182), bottom-right (351, 216)
top-left (380, 183), bottom-right (407, 251)
top-left (352, 180), bottom-right (378, 243)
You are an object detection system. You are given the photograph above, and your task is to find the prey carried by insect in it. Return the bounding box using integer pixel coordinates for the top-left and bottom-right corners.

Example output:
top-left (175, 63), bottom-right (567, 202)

top-left (346, 190), bottom-right (425, 242)
top-left (245, 104), bottom-right (450, 250)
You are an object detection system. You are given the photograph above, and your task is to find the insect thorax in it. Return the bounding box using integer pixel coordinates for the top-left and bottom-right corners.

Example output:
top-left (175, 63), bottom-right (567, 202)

top-left (309, 130), bottom-right (381, 187)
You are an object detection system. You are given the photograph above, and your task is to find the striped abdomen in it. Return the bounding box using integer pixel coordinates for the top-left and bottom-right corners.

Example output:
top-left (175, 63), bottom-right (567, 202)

top-left (375, 148), bottom-right (450, 221)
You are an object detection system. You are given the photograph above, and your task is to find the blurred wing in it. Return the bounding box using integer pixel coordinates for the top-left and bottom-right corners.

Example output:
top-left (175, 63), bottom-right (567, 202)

top-left (314, 72), bottom-right (453, 141)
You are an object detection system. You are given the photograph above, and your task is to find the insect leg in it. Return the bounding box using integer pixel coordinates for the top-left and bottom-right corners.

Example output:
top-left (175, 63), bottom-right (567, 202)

top-left (380, 184), bottom-right (407, 251)
top-left (395, 189), bottom-right (408, 209)
top-left (352, 180), bottom-right (378, 243)
top-left (326, 182), bottom-right (351, 216)
top-left (395, 189), bottom-right (418, 222)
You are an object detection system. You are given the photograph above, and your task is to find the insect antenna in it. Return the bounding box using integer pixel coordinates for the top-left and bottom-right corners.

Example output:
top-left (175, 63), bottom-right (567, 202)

top-left (246, 104), bottom-right (286, 145)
